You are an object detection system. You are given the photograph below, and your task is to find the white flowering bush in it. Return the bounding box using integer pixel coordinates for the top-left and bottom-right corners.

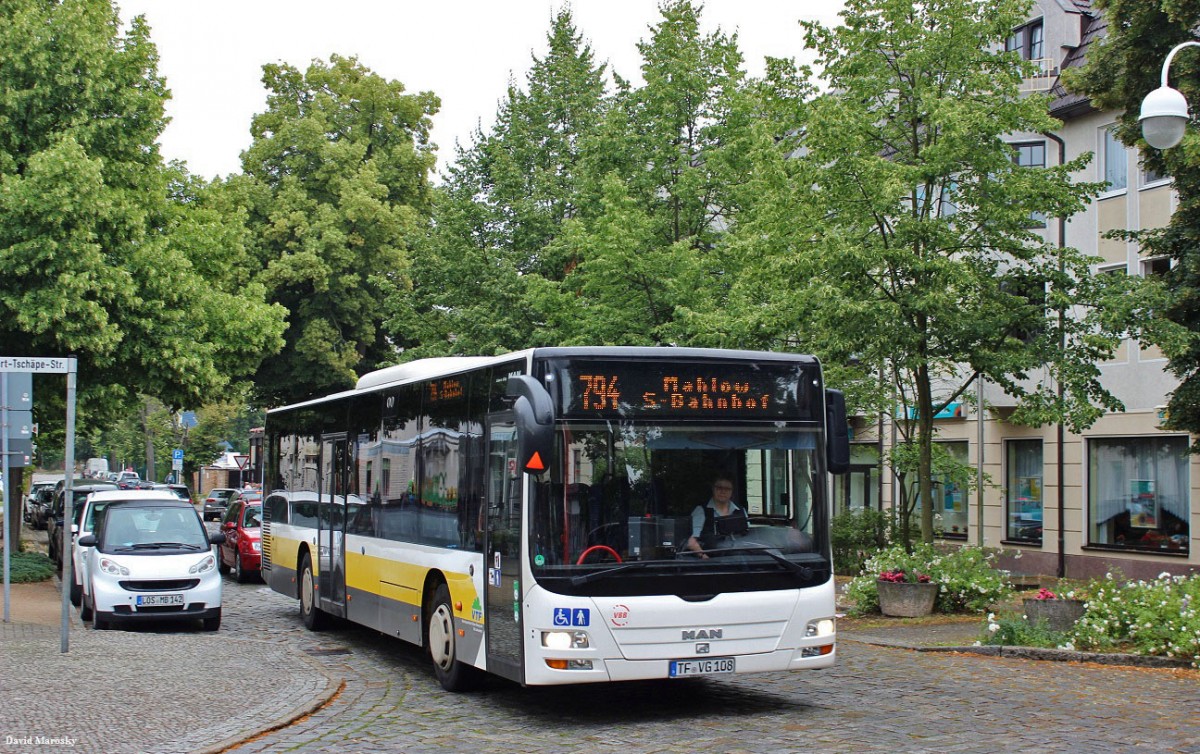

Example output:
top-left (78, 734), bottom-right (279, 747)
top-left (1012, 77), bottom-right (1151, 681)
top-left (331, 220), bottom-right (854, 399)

top-left (843, 544), bottom-right (1013, 616)
top-left (1071, 572), bottom-right (1200, 667)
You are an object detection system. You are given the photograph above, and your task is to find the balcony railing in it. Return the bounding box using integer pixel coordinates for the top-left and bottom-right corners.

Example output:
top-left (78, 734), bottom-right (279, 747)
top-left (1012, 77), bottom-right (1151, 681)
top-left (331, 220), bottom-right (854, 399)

top-left (1019, 58), bottom-right (1057, 93)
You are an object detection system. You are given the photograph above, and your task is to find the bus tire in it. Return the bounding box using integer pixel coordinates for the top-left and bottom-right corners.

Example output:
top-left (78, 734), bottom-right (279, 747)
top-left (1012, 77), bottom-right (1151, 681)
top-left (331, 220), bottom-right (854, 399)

top-left (299, 551), bottom-right (327, 631)
top-left (427, 582), bottom-right (478, 692)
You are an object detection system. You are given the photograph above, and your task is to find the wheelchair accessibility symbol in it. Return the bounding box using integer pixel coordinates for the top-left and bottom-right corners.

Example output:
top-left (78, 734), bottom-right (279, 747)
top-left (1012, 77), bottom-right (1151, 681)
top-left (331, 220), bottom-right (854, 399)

top-left (553, 607), bottom-right (590, 627)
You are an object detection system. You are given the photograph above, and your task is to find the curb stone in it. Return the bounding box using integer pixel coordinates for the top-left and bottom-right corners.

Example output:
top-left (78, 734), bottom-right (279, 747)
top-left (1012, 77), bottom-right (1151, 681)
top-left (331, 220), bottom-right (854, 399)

top-left (193, 671), bottom-right (345, 754)
top-left (841, 634), bottom-right (1195, 669)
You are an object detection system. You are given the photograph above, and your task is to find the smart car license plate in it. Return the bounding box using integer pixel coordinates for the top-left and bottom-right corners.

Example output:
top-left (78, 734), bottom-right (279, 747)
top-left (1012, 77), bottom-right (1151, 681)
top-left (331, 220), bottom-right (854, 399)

top-left (669, 657), bottom-right (735, 677)
top-left (136, 594), bottom-right (184, 607)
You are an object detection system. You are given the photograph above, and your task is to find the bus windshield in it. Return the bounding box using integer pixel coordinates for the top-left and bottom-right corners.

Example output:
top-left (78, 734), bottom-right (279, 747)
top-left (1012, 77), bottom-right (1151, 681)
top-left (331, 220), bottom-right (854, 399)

top-left (531, 422), bottom-right (824, 574)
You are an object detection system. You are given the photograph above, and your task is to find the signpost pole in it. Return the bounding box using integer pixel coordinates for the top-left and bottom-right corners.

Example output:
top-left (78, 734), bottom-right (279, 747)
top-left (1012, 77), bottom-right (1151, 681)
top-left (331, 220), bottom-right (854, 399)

top-left (3, 373), bottom-right (11, 623)
top-left (60, 358), bottom-right (76, 653)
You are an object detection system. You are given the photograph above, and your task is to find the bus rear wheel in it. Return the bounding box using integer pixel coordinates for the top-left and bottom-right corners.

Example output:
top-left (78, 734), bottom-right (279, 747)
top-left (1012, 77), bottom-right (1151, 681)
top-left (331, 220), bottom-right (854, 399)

top-left (427, 583), bottom-right (478, 692)
top-left (299, 552), bottom-right (327, 631)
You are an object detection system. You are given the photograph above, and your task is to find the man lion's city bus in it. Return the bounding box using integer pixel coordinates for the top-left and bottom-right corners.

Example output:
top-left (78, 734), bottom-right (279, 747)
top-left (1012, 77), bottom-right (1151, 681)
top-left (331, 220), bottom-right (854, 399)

top-left (262, 347), bottom-right (849, 690)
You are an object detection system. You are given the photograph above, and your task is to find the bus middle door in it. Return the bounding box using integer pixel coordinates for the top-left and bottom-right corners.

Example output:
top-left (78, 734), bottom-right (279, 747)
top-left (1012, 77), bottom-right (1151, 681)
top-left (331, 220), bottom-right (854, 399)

top-left (319, 434), bottom-right (348, 618)
top-left (484, 413), bottom-right (524, 684)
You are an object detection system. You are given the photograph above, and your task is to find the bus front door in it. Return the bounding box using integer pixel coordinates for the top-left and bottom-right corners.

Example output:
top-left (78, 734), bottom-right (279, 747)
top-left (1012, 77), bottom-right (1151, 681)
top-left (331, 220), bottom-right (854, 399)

top-left (484, 415), bottom-right (524, 683)
top-left (319, 435), bottom-right (348, 617)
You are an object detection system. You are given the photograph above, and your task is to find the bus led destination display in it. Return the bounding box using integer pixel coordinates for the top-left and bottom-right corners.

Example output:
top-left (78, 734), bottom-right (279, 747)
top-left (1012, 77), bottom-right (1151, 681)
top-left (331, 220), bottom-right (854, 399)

top-left (558, 360), bottom-right (812, 419)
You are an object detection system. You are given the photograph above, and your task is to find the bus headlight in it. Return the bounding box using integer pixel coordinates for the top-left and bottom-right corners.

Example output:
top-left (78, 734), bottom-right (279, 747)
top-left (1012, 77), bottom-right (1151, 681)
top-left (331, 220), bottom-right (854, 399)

top-left (805, 618), bottom-right (836, 638)
top-left (542, 630), bottom-right (590, 650)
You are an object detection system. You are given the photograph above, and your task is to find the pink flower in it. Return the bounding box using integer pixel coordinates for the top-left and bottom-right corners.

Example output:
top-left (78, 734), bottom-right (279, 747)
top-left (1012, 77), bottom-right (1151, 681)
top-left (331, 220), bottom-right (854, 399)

top-left (1033, 587), bottom-right (1057, 600)
top-left (879, 570), bottom-right (931, 584)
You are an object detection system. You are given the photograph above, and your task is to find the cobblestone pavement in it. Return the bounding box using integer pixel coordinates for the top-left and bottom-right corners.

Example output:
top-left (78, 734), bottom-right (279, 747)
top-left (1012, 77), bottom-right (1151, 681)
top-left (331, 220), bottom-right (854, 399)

top-left (231, 580), bottom-right (1200, 754)
top-left (4, 570), bottom-right (1200, 753)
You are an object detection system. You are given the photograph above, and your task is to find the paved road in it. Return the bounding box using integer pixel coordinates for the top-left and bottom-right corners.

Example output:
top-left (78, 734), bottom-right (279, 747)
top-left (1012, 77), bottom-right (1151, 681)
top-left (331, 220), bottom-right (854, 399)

top-left (6, 503), bottom-right (1199, 753)
top-left (214, 579), bottom-right (1200, 754)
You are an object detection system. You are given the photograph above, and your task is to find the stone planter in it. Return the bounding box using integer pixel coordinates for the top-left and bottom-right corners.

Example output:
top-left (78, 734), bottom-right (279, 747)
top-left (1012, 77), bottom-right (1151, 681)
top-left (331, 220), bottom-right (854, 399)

top-left (1023, 598), bottom-right (1085, 632)
top-left (876, 580), bottom-right (938, 617)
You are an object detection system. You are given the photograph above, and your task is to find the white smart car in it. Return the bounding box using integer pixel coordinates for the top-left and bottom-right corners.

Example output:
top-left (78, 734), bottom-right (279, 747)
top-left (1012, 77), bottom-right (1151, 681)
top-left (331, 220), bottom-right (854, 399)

top-left (77, 496), bottom-right (225, 631)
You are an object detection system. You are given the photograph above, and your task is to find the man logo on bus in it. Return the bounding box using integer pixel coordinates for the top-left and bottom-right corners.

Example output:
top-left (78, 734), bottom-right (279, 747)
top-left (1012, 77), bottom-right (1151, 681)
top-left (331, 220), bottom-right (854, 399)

top-left (682, 628), bottom-right (723, 640)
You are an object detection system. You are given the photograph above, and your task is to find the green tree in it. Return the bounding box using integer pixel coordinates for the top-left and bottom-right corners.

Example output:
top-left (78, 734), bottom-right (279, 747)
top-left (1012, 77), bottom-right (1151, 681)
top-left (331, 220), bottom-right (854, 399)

top-left (725, 0), bottom-right (1148, 544)
top-left (542, 0), bottom-right (750, 345)
top-left (396, 9), bottom-right (608, 357)
top-left (237, 55), bottom-right (439, 402)
top-left (1067, 0), bottom-right (1200, 443)
top-left (0, 0), bottom-right (285, 449)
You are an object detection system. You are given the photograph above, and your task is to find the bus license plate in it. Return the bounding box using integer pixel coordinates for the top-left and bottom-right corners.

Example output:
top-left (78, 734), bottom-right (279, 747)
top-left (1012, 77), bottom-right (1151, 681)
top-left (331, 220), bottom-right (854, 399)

top-left (669, 657), bottom-right (735, 677)
top-left (137, 594), bottom-right (184, 607)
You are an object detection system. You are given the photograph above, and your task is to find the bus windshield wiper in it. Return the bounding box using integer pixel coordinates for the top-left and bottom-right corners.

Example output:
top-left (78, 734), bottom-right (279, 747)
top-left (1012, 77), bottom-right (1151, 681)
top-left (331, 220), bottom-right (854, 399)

top-left (705, 545), bottom-right (815, 578)
top-left (570, 560), bottom-right (654, 586)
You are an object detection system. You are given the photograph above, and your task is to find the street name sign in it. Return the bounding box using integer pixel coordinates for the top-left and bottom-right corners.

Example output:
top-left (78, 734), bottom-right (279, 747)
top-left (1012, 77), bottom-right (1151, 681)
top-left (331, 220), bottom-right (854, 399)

top-left (0, 356), bottom-right (71, 373)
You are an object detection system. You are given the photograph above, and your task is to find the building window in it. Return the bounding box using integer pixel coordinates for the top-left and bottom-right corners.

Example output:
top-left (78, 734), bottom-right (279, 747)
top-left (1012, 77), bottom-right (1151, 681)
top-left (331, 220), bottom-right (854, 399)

top-left (918, 440), bottom-right (969, 539)
top-left (1005, 439), bottom-right (1043, 544)
top-left (1006, 20), bottom-right (1044, 61)
top-left (833, 443), bottom-right (881, 515)
top-left (1142, 256), bottom-right (1170, 278)
top-left (1013, 142), bottom-right (1047, 227)
top-left (1088, 436), bottom-right (1190, 553)
top-left (1142, 160), bottom-right (1169, 186)
top-left (1003, 271), bottom-right (1047, 344)
top-left (1103, 127), bottom-right (1128, 192)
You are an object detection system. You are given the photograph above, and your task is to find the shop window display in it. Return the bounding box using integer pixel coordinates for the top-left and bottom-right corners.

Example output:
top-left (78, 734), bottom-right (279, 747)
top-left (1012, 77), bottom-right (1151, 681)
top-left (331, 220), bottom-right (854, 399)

top-left (1005, 439), bottom-right (1043, 544)
top-left (1088, 436), bottom-right (1189, 553)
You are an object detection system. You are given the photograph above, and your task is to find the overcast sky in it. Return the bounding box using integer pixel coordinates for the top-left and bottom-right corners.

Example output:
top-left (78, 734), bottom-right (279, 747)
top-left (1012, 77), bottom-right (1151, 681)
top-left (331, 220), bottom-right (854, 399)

top-left (116, 1), bottom-right (846, 181)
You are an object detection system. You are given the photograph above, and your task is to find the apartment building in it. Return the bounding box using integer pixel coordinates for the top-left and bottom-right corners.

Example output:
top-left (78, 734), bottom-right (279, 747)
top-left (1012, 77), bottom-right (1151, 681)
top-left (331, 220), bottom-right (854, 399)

top-left (836, 0), bottom-right (1198, 581)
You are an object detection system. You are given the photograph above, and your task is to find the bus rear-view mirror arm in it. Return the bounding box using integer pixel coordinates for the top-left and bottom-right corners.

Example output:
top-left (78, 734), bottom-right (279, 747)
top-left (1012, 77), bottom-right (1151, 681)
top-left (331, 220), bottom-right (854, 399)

top-left (825, 389), bottom-right (850, 475)
top-left (507, 375), bottom-right (556, 476)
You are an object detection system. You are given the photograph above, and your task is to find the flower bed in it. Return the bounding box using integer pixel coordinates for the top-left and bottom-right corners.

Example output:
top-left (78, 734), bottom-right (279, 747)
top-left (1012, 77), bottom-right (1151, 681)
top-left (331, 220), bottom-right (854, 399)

top-left (843, 544), bottom-right (1012, 616)
top-left (978, 573), bottom-right (1200, 667)
top-left (1072, 572), bottom-right (1200, 667)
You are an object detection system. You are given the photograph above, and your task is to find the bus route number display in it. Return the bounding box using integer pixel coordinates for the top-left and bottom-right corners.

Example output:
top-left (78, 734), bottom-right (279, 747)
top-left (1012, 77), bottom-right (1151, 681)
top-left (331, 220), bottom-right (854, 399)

top-left (563, 362), bottom-right (807, 419)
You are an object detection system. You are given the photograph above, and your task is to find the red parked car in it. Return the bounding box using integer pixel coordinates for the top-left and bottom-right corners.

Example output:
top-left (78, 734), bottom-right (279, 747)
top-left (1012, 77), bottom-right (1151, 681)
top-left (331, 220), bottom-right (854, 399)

top-left (217, 497), bottom-right (262, 583)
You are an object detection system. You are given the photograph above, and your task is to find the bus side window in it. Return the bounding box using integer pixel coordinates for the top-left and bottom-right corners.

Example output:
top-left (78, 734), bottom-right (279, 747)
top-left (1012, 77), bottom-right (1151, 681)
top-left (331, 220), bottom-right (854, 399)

top-left (265, 494), bottom-right (288, 525)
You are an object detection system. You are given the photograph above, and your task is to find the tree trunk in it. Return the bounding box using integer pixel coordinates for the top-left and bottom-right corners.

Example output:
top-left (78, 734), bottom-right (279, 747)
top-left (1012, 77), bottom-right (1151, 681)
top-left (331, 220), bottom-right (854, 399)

top-left (916, 363), bottom-right (935, 544)
top-left (6, 466), bottom-right (25, 552)
top-left (143, 400), bottom-right (155, 482)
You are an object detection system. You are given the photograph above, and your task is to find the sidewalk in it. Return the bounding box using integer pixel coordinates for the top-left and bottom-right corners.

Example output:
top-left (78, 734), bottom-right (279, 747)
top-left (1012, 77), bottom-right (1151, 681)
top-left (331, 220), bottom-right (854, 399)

top-left (836, 614), bottom-right (1195, 669)
top-left (1, 551), bottom-right (337, 754)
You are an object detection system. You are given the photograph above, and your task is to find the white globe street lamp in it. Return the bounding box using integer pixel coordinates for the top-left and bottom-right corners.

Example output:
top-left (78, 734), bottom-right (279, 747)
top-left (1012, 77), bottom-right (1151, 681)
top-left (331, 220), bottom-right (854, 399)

top-left (1140, 41), bottom-right (1200, 150)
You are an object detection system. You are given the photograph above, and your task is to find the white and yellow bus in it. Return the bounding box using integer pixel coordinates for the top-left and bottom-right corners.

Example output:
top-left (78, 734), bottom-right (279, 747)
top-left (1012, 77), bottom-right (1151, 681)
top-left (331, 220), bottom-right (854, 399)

top-left (262, 347), bottom-right (849, 690)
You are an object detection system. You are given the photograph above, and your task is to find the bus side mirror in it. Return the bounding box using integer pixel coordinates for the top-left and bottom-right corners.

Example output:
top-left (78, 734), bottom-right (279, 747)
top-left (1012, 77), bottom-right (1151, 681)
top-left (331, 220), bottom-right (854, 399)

top-left (825, 389), bottom-right (850, 475)
top-left (507, 375), bottom-right (555, 476)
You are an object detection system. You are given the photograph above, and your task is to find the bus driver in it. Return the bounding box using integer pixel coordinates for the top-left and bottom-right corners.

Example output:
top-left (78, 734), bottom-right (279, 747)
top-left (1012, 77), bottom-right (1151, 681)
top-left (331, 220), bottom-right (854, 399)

top-left (685, 475), bottom-right (749, 558)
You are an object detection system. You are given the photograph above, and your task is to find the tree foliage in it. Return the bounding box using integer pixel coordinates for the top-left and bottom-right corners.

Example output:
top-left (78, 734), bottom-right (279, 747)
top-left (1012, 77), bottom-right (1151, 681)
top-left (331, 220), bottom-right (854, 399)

top-left (0, 0), bottom-right (285, 450)
top-left (717, 0), bottom-right (1147, 543)
top-left (395, 9), bottom-right (608, 357)
top-left (237, 54), bottom-right (439, 402)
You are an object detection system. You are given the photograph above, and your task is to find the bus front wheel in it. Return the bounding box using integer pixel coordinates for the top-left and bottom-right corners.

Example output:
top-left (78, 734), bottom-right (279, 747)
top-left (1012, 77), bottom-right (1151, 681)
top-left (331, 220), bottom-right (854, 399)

top-left (299, 552), bottom-right (327, 631)
top-left (427, 583), bottom-right (478, 692)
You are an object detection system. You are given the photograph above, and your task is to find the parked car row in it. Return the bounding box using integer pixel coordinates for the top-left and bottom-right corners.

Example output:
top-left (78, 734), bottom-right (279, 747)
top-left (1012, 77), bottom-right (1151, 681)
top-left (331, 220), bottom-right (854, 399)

top-left (47, 482), bottom-right (119, 571)
top-left (23, 481), bottom-right (56, 529)
top-left (32, 476), bottom-right (263, 633)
